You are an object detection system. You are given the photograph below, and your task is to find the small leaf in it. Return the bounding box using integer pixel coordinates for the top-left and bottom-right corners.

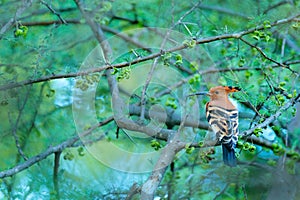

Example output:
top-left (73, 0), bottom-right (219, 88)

top-left (238, 57), bottom-right (245, 67)
top-left (279, 81), bottom-right (286, 87)
top-left (175, 54), bottom-right (182, 62)
top-left (263, 20), bottom-right (271, 29)
top-left (77, 147), bottom-right (85, 156)
top-left (245, 70), bottom-right (253, 78)
top-left (249, 145), bottom-right (256, 153)
top-left (253, 128), bottom-right (263, 137)
top-left (45, 89), bottom-right (55, 98)
top-left (252, 35), bottom-right (260, 40)
top-left (243, 142), bottom-right (250, 150)
top-left (198, 141), bottom-right (204, 147)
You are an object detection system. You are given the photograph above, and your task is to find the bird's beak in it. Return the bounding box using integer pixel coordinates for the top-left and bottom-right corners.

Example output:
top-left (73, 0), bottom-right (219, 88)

top-left (187, 92), bottom-right (210, 97)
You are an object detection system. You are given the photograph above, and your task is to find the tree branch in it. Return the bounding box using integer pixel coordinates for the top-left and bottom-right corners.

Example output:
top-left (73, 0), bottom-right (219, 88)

top-left (0, 94), bottom-right (298, 181)
top-left (0, 117), bottom-right (113, 179)
top-left (1, 13), bottom-right (299, 91)
top-left (140, 124), bottom-right (183, 199)
top-left (21, 19), bottom-right (151, 52)
top-left (129, 104), bottom-right (208, 130)
top-left (241, 95), bottom-right (300, 138)
top-left (73, 0), bottom-right (174, 142)
top-left (140, 105), bottom-right (189, 199)
top-left (125, 182), bottom-right (140, 200)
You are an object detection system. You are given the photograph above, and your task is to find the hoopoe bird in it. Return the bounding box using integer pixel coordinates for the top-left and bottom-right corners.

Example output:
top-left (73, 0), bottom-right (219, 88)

top-left (189, 86), bottom-right (240, 167)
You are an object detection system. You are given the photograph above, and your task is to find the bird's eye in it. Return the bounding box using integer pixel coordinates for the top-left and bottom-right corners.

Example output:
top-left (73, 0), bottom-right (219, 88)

top-left (215, 91), bottom-right (219, 94)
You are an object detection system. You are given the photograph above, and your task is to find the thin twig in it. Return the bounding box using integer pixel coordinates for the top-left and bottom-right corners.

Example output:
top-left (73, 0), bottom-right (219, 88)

top-left (139, 1), bottom-right (201, 118)
top-left (0, 0), bottom-right (34, 39)
top-left (140, 58), bottom-right (158, 121)
top-left (213, 184), bottom-right (229, 200)
top-left (40, 0), bottom-right (67, 24)
top-left (19, 6), bottom-right (77, 21)
top-left (242, 184), bottom-right (248, 200)
top-left (263, 0), bottom-right (292, 15)
top-left (239, 37), bottom-right (298, 75)
top-left (241, 94), bottom-right (300, 138)
top-left (280, 30), bottom-right (287, 63)
top-left (155, 59), bottom-right (300, 98)
top-left (8, 87), bottom-right (33, 161)
top-left (21, 19), bottom-right (150, 52)
top-left (1, 13), bottom-right (300, 91)
top-left (9, 111), bottom-right (28, 161)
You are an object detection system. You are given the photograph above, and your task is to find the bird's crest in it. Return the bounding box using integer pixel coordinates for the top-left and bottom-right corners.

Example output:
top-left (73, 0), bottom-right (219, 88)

top-left (209, 86), bottom-right (240, 93)
top-left (224, 86), bottom-right (240, 92)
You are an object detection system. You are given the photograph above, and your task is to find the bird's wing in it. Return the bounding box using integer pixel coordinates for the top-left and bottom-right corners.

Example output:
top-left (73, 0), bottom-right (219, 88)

top-left (206, 104), bottom-right (239, 148)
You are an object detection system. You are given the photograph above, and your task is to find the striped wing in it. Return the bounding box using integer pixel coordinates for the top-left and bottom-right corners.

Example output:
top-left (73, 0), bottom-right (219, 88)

top-left (206, 104), bottom-right (239, 149)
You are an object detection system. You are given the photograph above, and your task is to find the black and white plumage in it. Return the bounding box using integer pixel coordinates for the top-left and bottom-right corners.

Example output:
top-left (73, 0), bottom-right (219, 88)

top-left (206, 105), bottom-right (239, 166)
top-left (205, 86), bottom-right (240, 167)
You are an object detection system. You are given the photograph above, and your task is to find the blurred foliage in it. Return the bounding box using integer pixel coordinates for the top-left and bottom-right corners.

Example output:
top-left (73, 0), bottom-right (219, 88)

top-left (0, 0), bottom-right (300, 199)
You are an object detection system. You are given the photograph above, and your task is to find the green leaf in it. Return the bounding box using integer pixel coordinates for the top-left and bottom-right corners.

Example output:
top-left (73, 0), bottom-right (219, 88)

top-left (245, 70), bottom-right (253, 78)
top-left (263, 20), bottom-right (271, 29)
top-left (253, 128), bottom-right (263, 136)
top-left (279, 81), bottom-right (286, 87)
top-left (242, 142), bottom-right (250, 151)
top-left (198, 141), bottom-right (204, 147)
top-left (150, 139), bottom-right (162, 151)
top-left (249, 145), bottom-right (256, 153)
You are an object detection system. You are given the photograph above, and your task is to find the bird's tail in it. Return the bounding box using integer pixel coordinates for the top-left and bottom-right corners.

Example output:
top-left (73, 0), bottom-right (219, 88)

top-left (222, 144), bottom-right (237, 167)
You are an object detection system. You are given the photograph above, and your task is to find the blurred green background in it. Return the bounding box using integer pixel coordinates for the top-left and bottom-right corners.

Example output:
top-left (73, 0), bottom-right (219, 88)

top-left (0, 0), bottom-right (300, 199)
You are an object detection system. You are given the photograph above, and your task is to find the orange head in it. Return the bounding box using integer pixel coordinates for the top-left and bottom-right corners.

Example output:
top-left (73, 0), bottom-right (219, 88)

top-left (188, 86), bottom-right (240, 100)
top-left (208, 86), bottom-right (240, 100)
